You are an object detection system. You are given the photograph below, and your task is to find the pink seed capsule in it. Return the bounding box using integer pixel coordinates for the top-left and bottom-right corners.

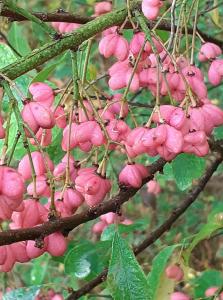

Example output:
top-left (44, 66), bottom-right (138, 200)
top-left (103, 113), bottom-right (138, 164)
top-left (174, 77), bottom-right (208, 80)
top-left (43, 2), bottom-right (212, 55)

top-left (18, 151), bottom-right (54, 181)
top-left (94, 1), bottom-right (112, 16)
top-left (27, 176), bottom-right (51, 198)
top-left (0, 166), bottom-right (24, 201)
top-left (63, 188), bottom-right (84, 212)
top-left (46, 232), bottom-right (67, 257)
top-left (165, 264), bottom-right (184, 281)
top-left (99, 33), bottom-right (129, 61)
top-left (92, 221), bottom-right (108, 234)
top-left (142, 0), bottom-right (162, 20)
top-left (198, 42), bottom-right (222, 62)
top-left (54, 106), bottom-right (67, 128)
top-left (119, 163), bottom-right (149, 188)
top-left (147, 180), bottom-right (161, 195)
top-left (100, 212), bottom-right (119, 225)
top-left (26, 240), bottom-right (46, 259)
top-left (21, 102), bottom-right (55, 137)
top-left (29, 82), bottom-right (54, 107)
top-left (51, 294), bottom-right (64, 300)
top-left (170, 292), bottom-right (191, 300)
top-left (29, 128), bottom-right (52, 147)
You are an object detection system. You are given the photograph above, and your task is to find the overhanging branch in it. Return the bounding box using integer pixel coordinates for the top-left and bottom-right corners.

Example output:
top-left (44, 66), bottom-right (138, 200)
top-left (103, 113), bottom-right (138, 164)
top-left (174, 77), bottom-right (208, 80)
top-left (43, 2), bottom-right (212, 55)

top-left (0, 3), bottom-right (223, 81)
top-left (0, 158), bottom-right (166, 246)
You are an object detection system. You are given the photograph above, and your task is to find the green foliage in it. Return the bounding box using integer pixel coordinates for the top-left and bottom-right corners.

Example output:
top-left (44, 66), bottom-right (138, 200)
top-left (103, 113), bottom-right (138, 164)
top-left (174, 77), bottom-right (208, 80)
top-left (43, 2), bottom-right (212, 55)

top-left (65, 240), bottom-right (110, 280)
top-left (30, 254), bottom-right (50, 285)
top-left (172, 154), bottom-right (206, 191)
top-left (107, 231), bottom-right (151, 300)
top-left (30, 53), bottom-right (68, 85)
top-left (101, 220), bottom-right (149, 241)
top-left (8, 23), bottom-right (31, 56)
top-left (191, 270), bottom-right (223, 298)
top-left (183, 212), bottom-right (223, 266)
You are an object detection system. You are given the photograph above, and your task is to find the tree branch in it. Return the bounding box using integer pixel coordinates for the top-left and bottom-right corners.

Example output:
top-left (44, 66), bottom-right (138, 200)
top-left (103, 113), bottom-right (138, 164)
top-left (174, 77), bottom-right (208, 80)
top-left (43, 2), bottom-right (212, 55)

top-left (1, 7), bottom-right (222, 48)
top-left (0, 2), bottom-right (139, 81)
top-left (0, 3), bottom-right (222, 82)
top-left (0, 158), bottom-right (166, 246)
top-left (67, 152), bottom-right (223, 300)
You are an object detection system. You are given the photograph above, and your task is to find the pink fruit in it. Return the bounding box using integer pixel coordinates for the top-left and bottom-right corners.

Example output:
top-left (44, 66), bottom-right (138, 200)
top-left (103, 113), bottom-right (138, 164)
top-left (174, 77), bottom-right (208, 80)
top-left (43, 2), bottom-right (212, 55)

top-left (99, 33), bottom-right (129, 61)
top-left (27, 175), bottom-right (51, 197)
top-left (0, 166), bottom-right (24, 201)
top-left (147, 180), bottom-right (161, 195)
top-left (165, 264), bottom-right (184, 281)
top-left (119, 163), bottom-right (149, 188)
top-left (62, 121), bottom-right (105, 151)
top-left (11, 199), bottom-right (48, 228)
top-left (54, 106), bottom-right (67, 128)
top-left (106, 119), bottom-right (130, 144)
top-left (170, 292), bottom-right (190, 300)
top-left (75, 168), bottom-right (111, 206)
top-left (198, 42), bottom-right (222, 62)
top-left (21, 102), bottom-right (55, 137)
top-left (30, 128), bottom-right (52, 147)
top-left (18, 151), bottom-right (54, 180)
top-left (108, 94), bottom-right (129, 118)
top-left (92, 221), bottom-right (108, 234)
top-left (29, 82), bottom-right (54, 107)
top-left (94, 1), bottom-right (112, 16)
top-left (100, 212), bottom-right (118, 224)
top-left (51, 294), bottom-right (64, 300)
top-left (142, 0), bottom-right (163, 20)
top-left (46, 232), bottom-right (67, 256)
top-left (205, 287), bottom-right (223, 299)
top-left (52, 22), bottom-right (80, 33)
top-left (63, 188), bottom-right (84, 211)
top-left (182, 66), bottom-right (207, 99)
top-left (26, 240), bottom-right (46, 259)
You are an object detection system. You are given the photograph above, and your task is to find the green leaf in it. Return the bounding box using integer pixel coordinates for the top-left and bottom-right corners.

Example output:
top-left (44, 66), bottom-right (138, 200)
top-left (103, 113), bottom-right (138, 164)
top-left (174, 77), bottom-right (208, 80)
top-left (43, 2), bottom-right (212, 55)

top-left (3, 286), bottom-right (40, 300)
top-left (107, 231), bottom-right (151, 300)
top-left (147, 245), bottom-right (179, 300)
top-left (30, 52), bottom-right (68, 85)
top-left (214, 125), bottom-right (223, 140)
top-left (64, 240), bottom-right (110, 280)
top-left (101, 221), bottom-right (148, 241)
top-left (172, 154), bottom-right (206, 191)
top-left (46, 128), bottom-right (64, 164)
top-left (192, 270), bottom-right (223, 298)
top-left (183, 213), bottom-right (223, 265)
top-left (8, 23), bottom-right (31, 56)
top-left (0, 44), bottom-right (17, 68)
top-left (30, 253), bottom-right (50, 285)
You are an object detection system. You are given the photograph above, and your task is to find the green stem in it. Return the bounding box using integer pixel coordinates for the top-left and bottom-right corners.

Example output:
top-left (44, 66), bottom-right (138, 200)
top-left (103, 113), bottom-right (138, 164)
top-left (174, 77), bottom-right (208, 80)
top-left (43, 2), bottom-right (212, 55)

top-left (81, 38), bottom-right (93, 86)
